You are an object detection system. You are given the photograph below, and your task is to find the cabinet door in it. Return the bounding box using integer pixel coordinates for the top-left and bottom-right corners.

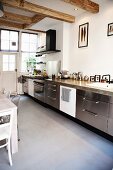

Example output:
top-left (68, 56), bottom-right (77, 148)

top-left (108, 104), bottom-right (113, 136)
top-left (45, 82), bottom-right (59, 109)
top-left (60, 86), bottom-right (76, 117)
top-left (23, 78), bottom-right (28, 93)
top-left (76, 94), bottom-right (108, 132)
top-left (28, 79), bottom-right (34, 97)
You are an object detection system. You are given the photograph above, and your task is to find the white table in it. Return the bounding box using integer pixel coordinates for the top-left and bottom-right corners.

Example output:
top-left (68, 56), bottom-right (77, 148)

top-left (0, 94), bottom-right (18, 154)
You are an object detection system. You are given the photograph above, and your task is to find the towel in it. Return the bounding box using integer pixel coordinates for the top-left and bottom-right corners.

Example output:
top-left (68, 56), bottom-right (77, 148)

top-left (62, 88), bottom-right (71, 102)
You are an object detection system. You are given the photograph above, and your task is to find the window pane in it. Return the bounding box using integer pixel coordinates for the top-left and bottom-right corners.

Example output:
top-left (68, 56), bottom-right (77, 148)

top-left (9, 63), bottom-right (15, 71)
top-left (3, 63), bottom-right (8, 71)
top-left (30, 34), bottom-right (37, 43)
top-left (1, 30), bottom-right (9, 40)
top-left (3, 55), bottom-right (8, 62)
top-left (22, 33), bottom-right (29, 43)
top-left (21, 53), bottom-right (30, 72)
top-left (1, 40), bottom-right (9, 50)
top-left (9, 55), bottom-right (15, 63)
top-left (21, 42), bottom-right (30, 52)
top-left (3, 55), bottom-right (15, 71)
top-left (30, 43), bottom-right (37, 52)
top-left (10, 31), bottom-right (18, 41)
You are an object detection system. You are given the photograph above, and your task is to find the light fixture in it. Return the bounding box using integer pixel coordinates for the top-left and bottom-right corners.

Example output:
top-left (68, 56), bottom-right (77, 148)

top-left (0, 2), bottom-right (4, 17)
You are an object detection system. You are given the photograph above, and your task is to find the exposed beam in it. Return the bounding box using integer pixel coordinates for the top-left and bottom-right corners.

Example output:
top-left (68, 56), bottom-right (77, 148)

top-left (63, 0), bottom-right (99, 13)
top-left (0, 19), bottom-right (24, 29)
top-left (3, 11), bottom-right (32, 24)
top-left (24, 14), bottom-right (45, 29)
top-left (26, 29), bottom-right (46, 33)
top-left (1, 0), bottom-right (75, 23)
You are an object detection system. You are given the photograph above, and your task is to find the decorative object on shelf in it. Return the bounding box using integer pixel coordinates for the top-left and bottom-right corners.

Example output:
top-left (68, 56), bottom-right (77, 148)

top-left (84, 75), bottom-right (89, 81)
top-left (78, 22), bottom-right (89, 48)
top-left (107, 23), bottom-right (113, 36)
top-left (90, 76), bottom-right (95, 82)
top-left (94, 75), bottom-right (101, 82)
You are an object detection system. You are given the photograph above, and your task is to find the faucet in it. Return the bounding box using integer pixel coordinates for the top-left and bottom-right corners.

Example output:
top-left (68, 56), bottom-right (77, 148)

top-left (102, 74), bottom-right (111, 83)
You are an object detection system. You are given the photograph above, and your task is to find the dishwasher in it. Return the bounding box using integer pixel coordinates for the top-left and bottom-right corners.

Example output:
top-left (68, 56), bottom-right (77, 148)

top-left (60, 85), bottom-right (76, 117)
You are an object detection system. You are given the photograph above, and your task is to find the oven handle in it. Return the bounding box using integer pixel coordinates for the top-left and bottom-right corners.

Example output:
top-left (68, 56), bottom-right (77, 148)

top-left (34, 83), bottom-right (44, 88)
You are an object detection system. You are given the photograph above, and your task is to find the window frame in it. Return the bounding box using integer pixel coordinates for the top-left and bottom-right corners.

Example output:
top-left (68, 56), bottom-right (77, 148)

top-left (0, 28), bottom-right (19, 52)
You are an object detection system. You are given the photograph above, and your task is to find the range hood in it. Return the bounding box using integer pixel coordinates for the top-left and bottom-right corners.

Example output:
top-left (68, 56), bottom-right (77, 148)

top-left (36, 29), bottom-right (61, 56)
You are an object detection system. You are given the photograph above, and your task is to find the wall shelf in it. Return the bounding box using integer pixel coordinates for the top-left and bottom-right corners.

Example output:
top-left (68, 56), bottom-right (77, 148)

top-left (36, 50), bottom-right (61, 57)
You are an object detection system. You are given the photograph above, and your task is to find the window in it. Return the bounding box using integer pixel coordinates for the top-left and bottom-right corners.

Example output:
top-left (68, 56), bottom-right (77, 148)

top-left (3, 55), bottom-right (15, 71)
top-left (21, 53), bottom-right (36, 72)
top-left (21, 32), bottom-right (38, 72)
top-left (1, 30), bottom-right (19, 51)
top-left (21, 32), bottom-right (38, 52)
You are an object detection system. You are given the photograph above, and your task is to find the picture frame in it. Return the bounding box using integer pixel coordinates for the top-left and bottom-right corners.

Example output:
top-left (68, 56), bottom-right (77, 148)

top-left (94, 75), bottom-right (101, 82)
top-left (90, 76), bottom-right (95, 82)
top-left (107, 23), bottom-right (113, 36)
top-left (78, 22), bottom-right (89, 48)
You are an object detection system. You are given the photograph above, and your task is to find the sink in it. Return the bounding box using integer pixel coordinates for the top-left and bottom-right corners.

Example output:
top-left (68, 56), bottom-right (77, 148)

top-left (87, 82), bottom-right (113, 89)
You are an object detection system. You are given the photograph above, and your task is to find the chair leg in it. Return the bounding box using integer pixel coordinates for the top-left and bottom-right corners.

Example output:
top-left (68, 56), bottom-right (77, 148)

top-left (17, 125), bottom-right (20, 141)
top-left (8, 140), bottom-right (12, 166)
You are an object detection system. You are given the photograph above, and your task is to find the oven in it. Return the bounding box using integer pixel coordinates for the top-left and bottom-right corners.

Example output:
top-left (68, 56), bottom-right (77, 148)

top-left (34, 79), bottom-right (45, 102)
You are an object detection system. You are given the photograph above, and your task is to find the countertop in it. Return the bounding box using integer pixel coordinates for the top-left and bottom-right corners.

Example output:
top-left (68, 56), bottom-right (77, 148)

top-left (23, 75), bottom-right (113, 96)
top-left (45, 78), bottom-right (113, 97)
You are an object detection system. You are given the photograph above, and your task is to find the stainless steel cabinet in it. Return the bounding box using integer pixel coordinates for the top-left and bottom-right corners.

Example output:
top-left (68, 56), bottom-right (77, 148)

top-left (108, 104), bottom-right (113, 136)
top-left (45, 81), bottom-right (60, 109)
top-left (76, 90), bottom-right (109, 133)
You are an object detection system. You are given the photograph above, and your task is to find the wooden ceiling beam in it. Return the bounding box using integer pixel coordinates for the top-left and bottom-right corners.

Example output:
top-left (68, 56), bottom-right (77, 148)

top-left (0, 19), bottom-right (24, 29)
top-left (24, 14), bottom-right (45, 29)
top-left (3, 11), bottom-right (32, 24)
top-left (26, 29), bottom-right (46, 33)
top-left (1, 0), bottom-right (75, 23)
top-left (63, 0), bottom-right (99, 13)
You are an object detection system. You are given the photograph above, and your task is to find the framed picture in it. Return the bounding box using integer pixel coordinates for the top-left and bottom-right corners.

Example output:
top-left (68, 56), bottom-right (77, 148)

top-left (78, 22), bottom-right (89, 48)
top-left (95, 75), bottom-right (101, 82)
top-left (107, 23), bottom-right (113, 36)
top-left (90, 76), bottom-right (95, 82)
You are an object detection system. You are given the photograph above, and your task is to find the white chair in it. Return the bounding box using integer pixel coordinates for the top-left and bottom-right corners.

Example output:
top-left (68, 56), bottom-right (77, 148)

top-left (11, 95), bottom-right (20, 141)
top-left (1, 89), bottom-right (11, 99)
top-left (0, 110), bottom-right (13, 166)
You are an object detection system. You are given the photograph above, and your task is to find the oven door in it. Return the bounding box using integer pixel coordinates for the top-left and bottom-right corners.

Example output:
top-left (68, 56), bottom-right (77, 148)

top-left (34, 81), bottom-right (45, 102)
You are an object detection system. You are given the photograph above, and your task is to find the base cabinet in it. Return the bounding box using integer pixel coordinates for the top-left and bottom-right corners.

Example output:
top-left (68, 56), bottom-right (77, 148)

top-left (76, 90), bottom-right (109, 133)
top-left (108, 104), bottom-right (113, 136)
top-left (60, 86), bottom-right (76, 117)
top-left (28, 79), bottom-right (34, 97)
top-left (108, 118), bottom-right (113, 136)
top-left (45, 81), bottom-right (59, 109)
top-left (23, 78), bottom-right (28, 94)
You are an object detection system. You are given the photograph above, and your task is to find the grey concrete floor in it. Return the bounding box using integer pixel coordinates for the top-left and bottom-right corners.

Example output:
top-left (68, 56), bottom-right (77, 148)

top-left (0, 95), bottom-right (113, 170)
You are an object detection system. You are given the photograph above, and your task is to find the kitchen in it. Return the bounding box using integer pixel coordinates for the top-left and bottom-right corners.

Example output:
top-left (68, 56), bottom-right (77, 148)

top-left (0, 0), bottom-right (113, 170)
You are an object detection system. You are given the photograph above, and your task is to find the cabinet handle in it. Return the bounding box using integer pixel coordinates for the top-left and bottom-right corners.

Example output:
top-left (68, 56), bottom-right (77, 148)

top-left (47, 96), bottom-right (56, 100)
top-left (82, 109), bottom-right (98, 117)
top-left (96, 101), bottom-right (99, 104)
top-left (48, 84), bottom-right (56, 87)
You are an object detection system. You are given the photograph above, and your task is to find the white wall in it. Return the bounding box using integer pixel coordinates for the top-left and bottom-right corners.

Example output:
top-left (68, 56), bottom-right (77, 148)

top-left (67, 0), bottom-right (113, 78)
